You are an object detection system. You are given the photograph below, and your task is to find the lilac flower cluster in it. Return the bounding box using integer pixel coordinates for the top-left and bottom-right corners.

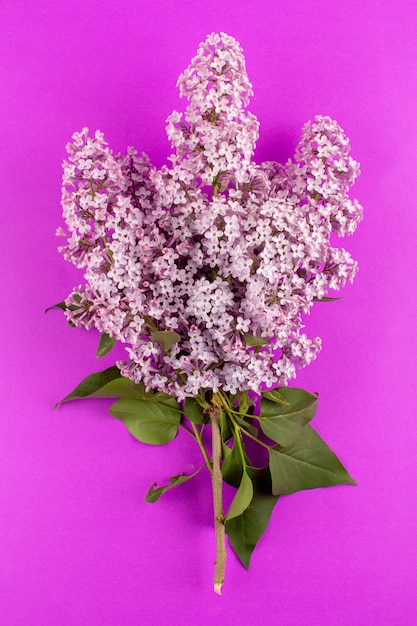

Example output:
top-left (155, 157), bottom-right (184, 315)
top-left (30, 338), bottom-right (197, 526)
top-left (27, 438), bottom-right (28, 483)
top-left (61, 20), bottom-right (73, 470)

top-left (58, 32), bottom-right (362, 400)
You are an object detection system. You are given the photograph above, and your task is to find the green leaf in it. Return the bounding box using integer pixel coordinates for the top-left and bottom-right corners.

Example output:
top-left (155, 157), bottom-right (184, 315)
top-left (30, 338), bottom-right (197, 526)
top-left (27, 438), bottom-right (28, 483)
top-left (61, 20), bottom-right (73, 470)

top-left (90, 377), bottom-right (149, 399)
top-left (260, 387), bottom-right (318, 416)
top-left (96, 332), bottom-right (117, 358)
top-left (246, 463), bottom-right (274, 492)
top-left (245, 333), bottom-right (270, 348)
top-left (151, 330), bottom-right (181, 352)
top-left (258, 387), bottom-right (318, 446)
top-left (262, 389), bottom-right (289, 405)
top-left (183, 397), bottom-right (207, 424)
top-left (238, 391), bottom-right (251, 415)
top-left (45, 300), bottom-right (67, 314)
top-left (226, 489), bottom-right (278, 569)
top-left (269, 424), bottom-right (357, 496)
top-left (226, 471), bottom-right (253, 521)
top-left (312, 296), bottom-right (343, 302)
top-left (145, 465), bottom-right (206, 503)
top-left (57, 366), bottom-right (151, 407)
top-left (194, 391), bottom-right (211, 410)
top-left (45, 299), bottom-right (80, 315)
top-left (109, 397), bottom-right (181, 445)
top-left (57, 366), bottom-right (123, 406)
top-left (234, 413), bottom-right (259, 437)
top-left (222, 440), bottom-right (245, 488)
top-left (219, 409), bottom-right (233, 443)
top-left (149, 391), bottom-right (179, 405)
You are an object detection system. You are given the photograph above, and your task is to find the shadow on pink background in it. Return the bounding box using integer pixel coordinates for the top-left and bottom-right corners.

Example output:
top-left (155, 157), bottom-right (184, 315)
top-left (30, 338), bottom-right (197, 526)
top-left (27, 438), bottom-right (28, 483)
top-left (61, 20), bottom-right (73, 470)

top-left (1, 1), bottom-right (416, 624)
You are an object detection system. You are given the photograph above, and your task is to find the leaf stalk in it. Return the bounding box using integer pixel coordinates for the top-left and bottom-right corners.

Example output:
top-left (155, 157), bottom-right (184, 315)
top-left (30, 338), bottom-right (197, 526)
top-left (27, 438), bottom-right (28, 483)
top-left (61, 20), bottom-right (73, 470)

top-left (191, 423), bottom-right (213, 472)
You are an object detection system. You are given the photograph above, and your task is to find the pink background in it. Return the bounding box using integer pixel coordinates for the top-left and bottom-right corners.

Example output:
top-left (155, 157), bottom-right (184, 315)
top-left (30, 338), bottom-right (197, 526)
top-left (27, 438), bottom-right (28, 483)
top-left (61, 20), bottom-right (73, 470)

top-left (1, 1), bottom-right (416, 624)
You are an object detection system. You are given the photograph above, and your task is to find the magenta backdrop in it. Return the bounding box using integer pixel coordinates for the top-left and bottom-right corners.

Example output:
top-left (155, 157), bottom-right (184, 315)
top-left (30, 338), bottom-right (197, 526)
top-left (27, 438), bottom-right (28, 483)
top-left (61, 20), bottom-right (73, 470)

top-left (1, 1), bottom-right (416, 624)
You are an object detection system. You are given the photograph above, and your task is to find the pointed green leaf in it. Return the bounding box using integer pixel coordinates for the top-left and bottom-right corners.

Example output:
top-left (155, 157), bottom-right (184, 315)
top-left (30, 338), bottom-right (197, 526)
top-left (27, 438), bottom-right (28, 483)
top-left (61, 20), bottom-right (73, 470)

top-left (247, 463), bottom-right (274, 492)
top-left (184, 397), bottom-right (207, 424)
top-left (151, 330), bottom-right (181, 352)
top-left (145, 465), bottom-right (206, 503)
top-left (222, 440), bottom-right (245, 488)
top-left (226, 471), bottom-right (253, 521)
top-left (222, 441), bottom-right (232, 461)
top-left (226, 489), bottom-right (278, 569)
top-left (313, 296), bottom-right (343, 302)
top-left (96, 332), bottom-right (117, 358)
top-left (90, 377), bottom-right (149, 399)
top-left (45, 299), bottom-right (81, 315)
top-left (57, 366), bottom-right (151, 407)
top-left (45, 300), bottom-right (67, 313)
top-left (258, 387), bottom-right (318, 446)
top-left (194, 391), bottom-right (211, 410)
top-left (149, 392), bottom-right (180, 406)
top-left (260, 387), bottom-right (318, 418)
top-left (269, 424), bottom-right (357, 495)
top-left (262, 389), bottom-right (289, 405)
top-left (57, 366), bottom-right (122, 406)
top-left (238, 391), bottom-right (251, 415)
top-left (219, 409), bottom-right (233, 443)
top-left (109, 398), bottom-right (181, 445)
top-left (234, 413), bottom-right (259, 437)
top-left (245, 333), bottom-right (270, 348)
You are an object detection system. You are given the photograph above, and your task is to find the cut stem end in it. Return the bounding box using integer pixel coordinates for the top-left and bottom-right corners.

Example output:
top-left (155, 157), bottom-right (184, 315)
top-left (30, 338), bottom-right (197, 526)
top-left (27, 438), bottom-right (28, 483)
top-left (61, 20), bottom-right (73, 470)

top-left (214, 582), bottom-right (223, 595)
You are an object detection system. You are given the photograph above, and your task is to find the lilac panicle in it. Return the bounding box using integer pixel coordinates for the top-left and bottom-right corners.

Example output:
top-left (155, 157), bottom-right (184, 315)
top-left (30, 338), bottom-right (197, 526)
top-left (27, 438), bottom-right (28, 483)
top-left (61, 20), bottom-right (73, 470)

top-left (58, 32), bottom-right (363, 400)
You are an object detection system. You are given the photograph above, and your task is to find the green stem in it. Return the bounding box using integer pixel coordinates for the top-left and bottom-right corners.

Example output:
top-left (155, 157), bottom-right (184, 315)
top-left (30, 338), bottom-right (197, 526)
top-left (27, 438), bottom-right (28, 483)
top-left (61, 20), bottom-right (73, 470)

top-left (179, 181), bottom-right (194, 202)
top-left (240, 427), bottom-right (272, 451)
top-left (88, 180), bottom-right (96, 200)
top-left (217, 390), bottom-right (270, 451)
top-left (102, 235), bottom-right (114, 263)
top-left (211, 171), bottom-right (223, 199)
top-left (191, 423), bottom-right (213, 472)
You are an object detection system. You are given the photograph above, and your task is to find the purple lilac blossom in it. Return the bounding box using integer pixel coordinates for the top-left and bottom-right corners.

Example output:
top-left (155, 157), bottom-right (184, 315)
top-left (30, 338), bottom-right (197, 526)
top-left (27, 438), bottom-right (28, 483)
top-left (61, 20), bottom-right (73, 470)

top-left (58, 32), bottom-right (363, 400)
